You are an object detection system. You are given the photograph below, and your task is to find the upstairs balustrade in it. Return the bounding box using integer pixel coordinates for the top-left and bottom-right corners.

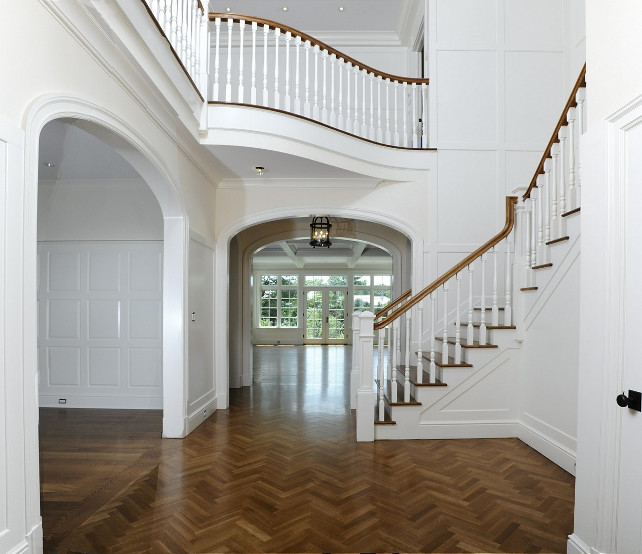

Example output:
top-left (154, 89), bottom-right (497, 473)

top-left (208, 14), bottom-right (430, 149)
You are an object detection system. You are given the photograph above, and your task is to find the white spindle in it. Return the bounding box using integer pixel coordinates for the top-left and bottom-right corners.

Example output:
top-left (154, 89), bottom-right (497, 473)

top-left (284, 32), bottom-right (291, 112)
top-left (429, 293), bottom-right (436, 383)
top-left (170, 0), bottom-right (178, 55)
top-left (386, 326), bottom-right (392, 386)
top-left (294, 36), bottom-right (301, 114)
top-left (480, 254), bottom-right (487, 345)
top-left (224, 18), bottom-right (233, 102)
top-left (455, 273), bottom-right (462, 365)
top-left (402, 82), bottom-right (408, 147)
top-left (530, 194), bottom-right (537, 269)
top-left (304, 40), bottom-right (311, 117)
top-left (385, 79), bottom-right (391, 144)
top-left (361, 69), bottom-right (368, 137)
top-left (536, 177), bottom-right (544, 264)
top-left (157, 0), bottom-right (166, 33)
top-left (321, 50), bottom-right (328, 123)
top-left (369, 73), bottom-right (375, 140)
top-left (404, 313), bottom-right (411, 403)
top-left (177, 0), bottom-right (185, 60)
top-left (558, 127), bottom-right (567, 235)
top-left (191, 1), bottom-right (198, 76)
top-left (250, 22), bottom-right (257, 105)
top-left (377, 76), bottom-right (383, 143)
top-left (524, 198), bottom-right (533, 284)
top-left (151, 0), bottom-right (159, 21)
top-left (412, 83), bottom-right (418, 147)
top-left (345, 62), bottom-right (352, 133)
top-left (442, 283), bottom-right (449, 363)
top-left (184, 1), bottom-right (192, 73)
top-left (416, 305), bottom-right (423, 384)
top-left (378, 328), bottom-right (385, 421)
top-left (337, 58), bottom-right (344, 130)
top-left (353, 65), bottom-right (359, 134)
top-left (550, 143), bottom-right (559, 238)
top-left (313, 45), bottom-right (320, 120)
top-left (393, 81), bottom-right (400, 146)
top-left (505, 235), bottom-right (513, 326)
top-left (568, 107), bottom-right (577, 209)
top-left (273, 28), bottom-right (281, 110)
top-left (163, 0), bottom-right (172, 39)
top-left (544, 160), bottom-right (552, 246)
top-left (576, 88), bottom-right (585, 201)
top-left (467, 264), bottom-right (474, 344)
top-left (237, 20), bottom-right (245, 102)
top-left (213, 17), bottom-right (221, 101)
top-left (330, 54), bottom-right (336, 127)
top-left (262, 25), bottom-right (269, 107)
top-left (391, 320), bottom-right (398, 402)
top-left (422, 83), bottom-right (428, 148)
top-left (491, 247), bottom-right (499, 326)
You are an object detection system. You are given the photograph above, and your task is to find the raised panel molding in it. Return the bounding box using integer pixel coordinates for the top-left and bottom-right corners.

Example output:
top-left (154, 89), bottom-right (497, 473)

top-left (38, 242), bottom-right (162, 408)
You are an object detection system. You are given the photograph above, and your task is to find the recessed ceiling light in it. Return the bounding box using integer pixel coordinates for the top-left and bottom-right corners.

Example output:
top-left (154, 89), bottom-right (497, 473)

top-left (338, 6), bottom-right (344, 11)
top-left (43, 162), bottom-right (55, 167)
top-left (225, 7), bottom-right (231, 12)
top-left (254, 166), bottom-right (266, 176)
top-left (282, 6), bottom-right (288, 11)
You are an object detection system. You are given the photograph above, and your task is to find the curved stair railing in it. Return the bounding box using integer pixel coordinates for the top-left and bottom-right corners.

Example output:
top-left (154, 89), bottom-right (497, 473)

top-left (374, 289), bottom-right (412, 323)
top-left (208, 13), bottom-right (430, 149)
top-left (355, 65), bottom-right (587, 441)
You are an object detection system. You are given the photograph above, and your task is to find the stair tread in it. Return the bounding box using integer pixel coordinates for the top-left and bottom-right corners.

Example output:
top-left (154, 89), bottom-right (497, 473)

top-left (407, 366), bottom-right (448, 387)
top-left (435, 337), bottom-right (498, 348)
top-left (374, 400), bottom-right (396, 425)
top-left (562, 207), bottom-right (581, 217)
top-left (384, 380), bottom-right (422, 406)
top-left (458, 322), bottom-right (516, 330)
top-left (546, 236), bottom-right (570, 246)
top-left (520, 286), bottom-right (538, 291)
top-left (532, 262), bottom-right (553, 270)
top-left (420, 351), bottom-right (473, 368)
top-left (474, 307), bottom-right (504, 311)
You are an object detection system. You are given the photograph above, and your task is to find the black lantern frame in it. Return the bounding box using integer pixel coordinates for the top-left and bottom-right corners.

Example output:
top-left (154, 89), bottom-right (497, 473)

top-left (309, 216), bottom-right (332, 248)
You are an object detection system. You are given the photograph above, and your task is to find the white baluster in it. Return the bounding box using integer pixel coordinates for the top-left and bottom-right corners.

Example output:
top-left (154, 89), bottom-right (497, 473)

top-left (224, 18), bottom-right (233, 102)
top-left (536, 176), bottom-right (544, 264)
top-left (550, 143), bottom-right (559, 238)
top-left (353, 65), bottom-right (359, 134)
top-left (391, 320), bottom-right (398, 402)
top-left (170, 0), bottom-right (178, 55)
top-left (416, 305), bottom-right (423, 384)
top-left (361, 69), bottom-right (368, 137)
top-left (250, 22), bottom-right (257, 105)
top-left (150, 0), bottom-right (159, 21)
top-left (312, 45), bottom-right (320, 120)
top-left (303, 40), bottom-right (311, 117)
top-left (491, 247), bottom-right (499, 326)
top-left (163, 0), bottom-right (172, 39)
top-left (177, 0), bottom-right (185, 61)
top-left (576, 88), bottom-right (586, 203)
top-left (237, 19), bottom-right (245, 102)
top-left (284, 32), bottom-right (292, 112)
top-left (330, 54), bottom-right (336, 127)
top-left (412, 83), bottom-right (418, 148)
top-left (385, 78), bottom-right (391, 145)
top-left (273, 28), bottom-right (281, 110)
top-left (183, 0), bottom-right (191, 71)
top-left (530, 194), bottom-right (537, 269)
top-left (321, 50), bottom-right (328, 124)
top-left (558, 127), bottom-right (568, 235)
top-left (386, 326), bottom-right (392, 386)
top-left (404, 313), bottom-right (411, 403)
top-left (544, 159), bottom-right (552, 247)
top-left (378, 328), bottom-right (385, 421)
top-left (157, 0), bottom-right (166, 32)
top-left (395, 318), bottom-right (401, 395)
top-left (402, 82), bottom-right (408, 147)
top-left (294, 36), bottom-right (301, 114)
top-left (262, 25), bottom-right (269, 107)
top-left (337, 57), bottom-right (344, 130)
top-left (190, 1), bottom-right (198, 76)
top-left (213, 17), bottom-right (221, 101)
top-left (393, 81), bottom-right (400, 146)
top-left (442, 283), bottom-right (449, 362)
top-left (505, 235), bottom-right (513, 326)
top-left (369, 72), bottom-right (375, 140)
top-left (455, 273), bottom-right (462, 365)
top-left (377, 76), bottom-right (383, 143)
top-left (467, 263), bottom-right (474, 344)
top-left (568, 107), bottom-right (577, 209)
top-left (422, 83), bottom-right (428, 148)
top-left (429, 293), bottom-right (436, 383)
top-left (523, 198), bottom-right (533, 285)
top-left (345, 62), bottom-right (352, 133)
top-left (480, 254), bottom-right (487, 345)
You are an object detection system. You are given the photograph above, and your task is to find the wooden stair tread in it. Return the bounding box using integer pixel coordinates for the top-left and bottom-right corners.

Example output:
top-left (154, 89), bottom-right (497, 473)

top-left (407, 367), bottom-right (448, 387)
top-left (532, 262), bottom-right (553, 270)
top-left (474, 307), bottom-right (504, 311)
top-left (458, 322), bottom-right (516, 330)
top-left (562, 207), bottom-right (581, 217)
top-left (520, 286), bottom-right (538, 291)
top-left (435, 337), bottom-right (498, 348)
top-left (546, 236), bottom-right (569, 246)
top-left (421, 351), bottom-right (472, 368)
top-left (384, 380), bottom-right (421, 406)
top-left (374, 401), bottom-right (396, 425)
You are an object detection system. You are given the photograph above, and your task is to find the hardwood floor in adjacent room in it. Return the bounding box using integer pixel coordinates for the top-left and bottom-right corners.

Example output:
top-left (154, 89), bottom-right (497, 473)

top-left (40, 345), bottom-right (575, 553)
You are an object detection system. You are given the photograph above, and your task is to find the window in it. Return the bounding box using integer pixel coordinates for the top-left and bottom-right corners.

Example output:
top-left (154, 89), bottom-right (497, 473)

top-left (258, 274), bottom-right (298, 328)
top-left (304, 275), bottom-right (348, 287)
top-left (352, 274), bottom-right (392, 313)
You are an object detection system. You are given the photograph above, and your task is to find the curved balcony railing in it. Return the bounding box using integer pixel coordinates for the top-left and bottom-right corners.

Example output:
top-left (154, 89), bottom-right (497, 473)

top-left (208, 13), bottom-right (430, 149)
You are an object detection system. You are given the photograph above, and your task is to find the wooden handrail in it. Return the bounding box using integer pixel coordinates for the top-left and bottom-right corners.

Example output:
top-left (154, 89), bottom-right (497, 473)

top-left (374, 289), bottom-right (412, 322)
top-left (374, 196), bottom-right (518, 331)
top-left (523, 64), bottom-right (587, 200)
top-left (209, 13), bottom-right (429, 86)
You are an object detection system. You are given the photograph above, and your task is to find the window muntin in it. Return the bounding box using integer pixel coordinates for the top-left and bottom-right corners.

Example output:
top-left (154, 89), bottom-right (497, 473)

top-left (259, 274), bottom-right (298, 328)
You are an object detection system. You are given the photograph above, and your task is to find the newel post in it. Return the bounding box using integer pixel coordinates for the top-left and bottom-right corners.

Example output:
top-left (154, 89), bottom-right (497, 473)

top-left (356, 311), bottom-right (375, 442)
top-left (350, 313), bottom-right (361, 410)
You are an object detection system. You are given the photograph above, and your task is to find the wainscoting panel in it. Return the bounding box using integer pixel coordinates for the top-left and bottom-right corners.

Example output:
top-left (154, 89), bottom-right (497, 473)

top-left (39, 242), bottom-right (163, 408)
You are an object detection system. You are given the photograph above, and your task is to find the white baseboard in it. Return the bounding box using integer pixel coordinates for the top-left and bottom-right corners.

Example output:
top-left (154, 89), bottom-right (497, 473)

top-left (567, 533), bottom-right (591, 554)
top-left (186, 397), bottom-right (218, 434)
top-left (39, 395), bottom-right (162, 410)
top-left (376, 420), bottom-right (518, 440)
top-left (517, 420), bottom-right (576, 475)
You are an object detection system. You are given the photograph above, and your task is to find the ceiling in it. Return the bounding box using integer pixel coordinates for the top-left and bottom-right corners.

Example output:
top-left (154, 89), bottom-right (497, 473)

top-left (208, 0), bottom-right (413, 37)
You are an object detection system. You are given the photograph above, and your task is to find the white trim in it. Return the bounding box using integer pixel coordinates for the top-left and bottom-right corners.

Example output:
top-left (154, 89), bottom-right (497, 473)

top-left (186, 397), bottom-right (218, 434)
top-left (517, 420), bottom-right (576, 475)
top-left (39, 396), bottom-right (163, 410)
top-left (376, 420), bottom-right (519, 440)
top-left (566, 533), bottom-right (593, 554)
top-left (217, 178), bottom-right (379, 190)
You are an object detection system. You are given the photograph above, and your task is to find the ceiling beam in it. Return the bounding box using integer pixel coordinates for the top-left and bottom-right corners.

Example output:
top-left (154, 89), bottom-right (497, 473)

top-left (348, 242), bottom-right (367, 268)
top-left (278, 241), bottom-right (304, 268)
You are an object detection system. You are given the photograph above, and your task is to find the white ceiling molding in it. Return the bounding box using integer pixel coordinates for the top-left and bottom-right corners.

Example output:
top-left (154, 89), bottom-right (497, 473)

top-left (217, 178), bottom-right (380, 189)
top-left (397, 0), bottom-right (424, 50)
top-left (348, 242), bottom-right (367, 268)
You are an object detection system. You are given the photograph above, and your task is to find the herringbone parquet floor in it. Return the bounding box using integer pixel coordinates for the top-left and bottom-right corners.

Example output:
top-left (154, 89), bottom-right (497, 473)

top-left (40, 346), bottom-right (575, 553)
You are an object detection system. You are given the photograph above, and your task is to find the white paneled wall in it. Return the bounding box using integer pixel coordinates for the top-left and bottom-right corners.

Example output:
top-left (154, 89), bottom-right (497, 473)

top-left (38, 242), bottom-right (163, 409)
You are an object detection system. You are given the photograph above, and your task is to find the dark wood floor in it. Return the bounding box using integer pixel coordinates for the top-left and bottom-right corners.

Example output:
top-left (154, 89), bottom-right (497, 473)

top-left (40, 345), bottom-right (575, 553)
